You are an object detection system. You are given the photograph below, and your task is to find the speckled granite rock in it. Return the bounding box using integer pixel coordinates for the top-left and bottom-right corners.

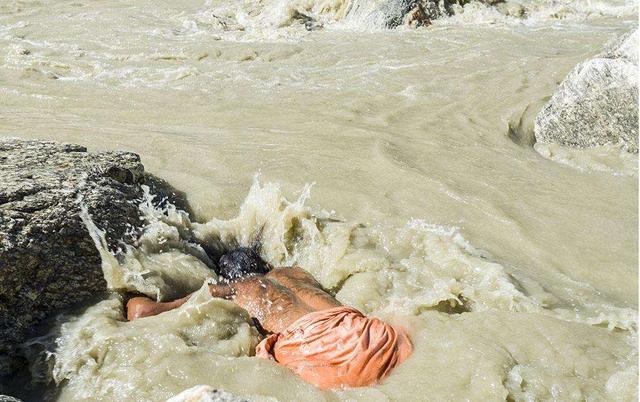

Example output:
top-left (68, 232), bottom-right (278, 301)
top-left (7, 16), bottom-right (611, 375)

top-left (374, 0), bottom-right (505, 28)
top-left (0, 138), bottom-right (145, 378)
top-left (166, 386), bottom-right (250, 402)
top-left (0, 396), bottom-right (23, 402)
top-left (534, 29), bottom-right (639, 153)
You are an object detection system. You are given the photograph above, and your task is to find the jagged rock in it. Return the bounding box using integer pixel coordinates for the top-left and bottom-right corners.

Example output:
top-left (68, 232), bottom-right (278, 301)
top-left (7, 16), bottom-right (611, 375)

top-left (534, 29), bottom-right (639, 153)
top-left (166, 386), bottom-right (250, 402)
top-left (0, 138), bottom-right (146, 379)
top-left (0, 396), bottom-right (23, 402)
top-left (376, 0), bottom-right (505, 28)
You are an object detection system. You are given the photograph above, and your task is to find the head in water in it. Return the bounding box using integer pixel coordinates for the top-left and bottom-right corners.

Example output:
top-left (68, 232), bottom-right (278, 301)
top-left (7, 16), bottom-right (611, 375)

top-left (218, 246), bottom-right (270, 280)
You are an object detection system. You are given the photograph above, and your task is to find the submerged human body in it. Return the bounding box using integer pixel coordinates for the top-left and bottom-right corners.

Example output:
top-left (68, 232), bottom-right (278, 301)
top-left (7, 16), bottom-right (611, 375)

top-left (127, 266), bottom-right (342, 334)
top-left (128, 257), bottom-right (412, 389)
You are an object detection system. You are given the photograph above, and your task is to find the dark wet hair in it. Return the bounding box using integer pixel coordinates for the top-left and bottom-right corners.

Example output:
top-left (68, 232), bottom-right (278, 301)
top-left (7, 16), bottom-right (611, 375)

top-left (217, 246), bottom-right (270, 280)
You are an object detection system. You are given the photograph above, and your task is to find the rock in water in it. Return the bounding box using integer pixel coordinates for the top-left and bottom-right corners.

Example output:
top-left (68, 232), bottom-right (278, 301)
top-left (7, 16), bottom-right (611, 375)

top-left (0, 138), bottom-right (145, 378)
top-left (166, 386), bottom-right (249, 402)
top-left (376, 0), bottom-right (505, 28)
top-left (534, 29), bottom-right (639, 153)
top-left (0, 396), bottom-right (23, 402)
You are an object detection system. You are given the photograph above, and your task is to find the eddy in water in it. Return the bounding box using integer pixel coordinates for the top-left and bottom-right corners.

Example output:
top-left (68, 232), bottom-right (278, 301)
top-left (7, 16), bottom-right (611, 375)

top-left (127, 248), bottom-right (413, 389)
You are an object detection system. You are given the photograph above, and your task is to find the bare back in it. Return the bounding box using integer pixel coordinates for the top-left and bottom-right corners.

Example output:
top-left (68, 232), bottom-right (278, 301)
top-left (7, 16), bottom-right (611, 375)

top-left (128, 266), bottom-right (341, 335)
top-left (266, 267), bottom-right (341, 311)
top-left (210, 267), bottom-right (341, 334)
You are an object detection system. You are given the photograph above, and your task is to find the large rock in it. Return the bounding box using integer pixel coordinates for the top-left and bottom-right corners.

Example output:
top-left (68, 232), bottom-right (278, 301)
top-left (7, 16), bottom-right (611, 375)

top-left (374, 0), bottom-right (505, 28)
top-left (0, 396), bottom-right (23, 402)
top-left (0, 138), bottom-right (145, 379)
top-left (166, 386), bottom-right (250, 402)
top-left (534, 29), bottom-right (639, 153)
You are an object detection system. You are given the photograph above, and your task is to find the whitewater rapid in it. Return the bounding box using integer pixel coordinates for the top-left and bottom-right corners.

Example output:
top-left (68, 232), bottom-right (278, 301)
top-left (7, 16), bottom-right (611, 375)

top-left (0, 0), bottom-right (637, 400)
top-left (44, 178), bottom-right (635, 401)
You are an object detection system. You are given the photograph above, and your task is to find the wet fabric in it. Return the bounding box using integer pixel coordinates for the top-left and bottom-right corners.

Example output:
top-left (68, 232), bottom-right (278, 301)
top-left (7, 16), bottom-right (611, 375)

top-left (255, 306), bottom-right (412, 389)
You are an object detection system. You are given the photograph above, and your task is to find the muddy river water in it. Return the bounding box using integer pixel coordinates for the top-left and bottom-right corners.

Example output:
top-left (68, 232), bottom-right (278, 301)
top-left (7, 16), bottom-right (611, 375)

top-left (0, 0), bottom-right (638, 400)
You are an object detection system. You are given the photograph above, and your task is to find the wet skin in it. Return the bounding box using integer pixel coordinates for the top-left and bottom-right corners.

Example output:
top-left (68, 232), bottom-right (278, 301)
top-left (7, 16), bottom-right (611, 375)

top-left (127, 267), bottom-right (342, 334)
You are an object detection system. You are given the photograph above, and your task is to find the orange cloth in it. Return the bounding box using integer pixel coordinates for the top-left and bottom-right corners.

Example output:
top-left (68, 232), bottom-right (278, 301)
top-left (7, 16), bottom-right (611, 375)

top-left (255, 306), bottom-right (412, 389)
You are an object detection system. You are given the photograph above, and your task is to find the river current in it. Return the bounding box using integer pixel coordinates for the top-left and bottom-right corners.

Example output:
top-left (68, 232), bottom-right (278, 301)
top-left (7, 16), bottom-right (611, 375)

top-left (0, 0), bottom-right (638, 400)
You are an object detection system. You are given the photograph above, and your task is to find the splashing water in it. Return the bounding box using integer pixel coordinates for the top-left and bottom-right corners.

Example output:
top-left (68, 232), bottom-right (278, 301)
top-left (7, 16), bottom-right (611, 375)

top-left (50, 177), bottom-right (637, 401)
top-left (2, 0), bottom-right (637, 399)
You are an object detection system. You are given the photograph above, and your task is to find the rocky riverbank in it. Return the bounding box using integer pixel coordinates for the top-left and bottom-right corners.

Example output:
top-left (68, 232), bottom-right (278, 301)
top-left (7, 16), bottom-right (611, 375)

top-left (0, 139), bottom-right (243, 402)
top-left (0, 139), bottom-right (148, 386)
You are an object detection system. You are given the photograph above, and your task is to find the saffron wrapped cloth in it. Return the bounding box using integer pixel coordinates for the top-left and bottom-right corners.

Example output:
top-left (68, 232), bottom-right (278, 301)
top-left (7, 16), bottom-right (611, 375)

top-left (256, 306), bottom-right (412, 389)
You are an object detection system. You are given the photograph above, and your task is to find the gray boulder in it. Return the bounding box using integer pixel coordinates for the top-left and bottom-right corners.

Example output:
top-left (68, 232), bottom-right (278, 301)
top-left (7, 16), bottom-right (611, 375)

top-left (166, 386), bottom-right (251, 402)
top-left (534, 29), bottom-right (639, 153)
top-left (0, 396), bottom-right (23, 402)
top-left (0, 138), bottom-right (145, 379)
top-left (373, 0), bottom-right (505, 28)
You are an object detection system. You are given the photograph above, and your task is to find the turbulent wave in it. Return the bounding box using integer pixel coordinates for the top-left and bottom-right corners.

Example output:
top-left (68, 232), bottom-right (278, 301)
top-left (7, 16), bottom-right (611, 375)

top-left (78, 177), bottom-right (637, 327)
top-left (435, 0), bottom-right (638, 26)
top-left (146, 0), bottom-right (640, 35)
top-left (53, 288), bottom-right (261, 402)
top-left (3, 0), bottom-right (638, 400)
top-left (521, 0), bottom-right (638, 21)
top-left (534, 142), bottom-right (639, 176)
top-left (44, 176), bottom-right (637, 401)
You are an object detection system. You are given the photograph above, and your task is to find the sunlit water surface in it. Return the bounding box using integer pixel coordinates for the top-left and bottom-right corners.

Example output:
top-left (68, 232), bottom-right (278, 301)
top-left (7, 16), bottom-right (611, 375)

top-left (0, 0), bottom-right (637, 400)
